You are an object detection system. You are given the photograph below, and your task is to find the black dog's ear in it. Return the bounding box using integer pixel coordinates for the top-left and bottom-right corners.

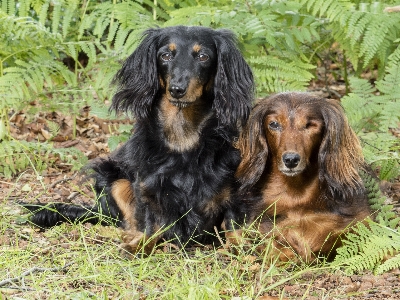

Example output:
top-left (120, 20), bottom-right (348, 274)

top-left (318, 99), bottom-right (365, 199)
top-left (212, 30), bottom-right (254, 129)
top-left (111, 28), bottom-right (161, 120)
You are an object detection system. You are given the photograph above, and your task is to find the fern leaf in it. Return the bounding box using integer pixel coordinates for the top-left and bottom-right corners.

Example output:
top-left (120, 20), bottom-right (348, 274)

top-left (378, 159), bottom-right (400, 181)
top-left (359, 18), bottom-right (390, 68)
top-left (38, 0), bottom-right (50, 26)
top-left (335, 222), bottom-right (400, 275)
top-left (375, 254), bottom-right (400, 275)
top-left (62, 2), bottom-right (78, 39)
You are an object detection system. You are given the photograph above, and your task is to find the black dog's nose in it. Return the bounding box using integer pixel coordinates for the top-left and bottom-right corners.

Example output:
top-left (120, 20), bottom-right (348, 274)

top-left (169, 85), bottom-right (187, 99)
top-left (282, 153), bottom-right (301, 169)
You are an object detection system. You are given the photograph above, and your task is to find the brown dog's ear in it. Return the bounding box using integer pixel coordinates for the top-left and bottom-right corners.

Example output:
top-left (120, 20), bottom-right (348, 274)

top-left (319, 99), bottom-right (365, 198)
top-left (235, 107), bottom-right (269, 192)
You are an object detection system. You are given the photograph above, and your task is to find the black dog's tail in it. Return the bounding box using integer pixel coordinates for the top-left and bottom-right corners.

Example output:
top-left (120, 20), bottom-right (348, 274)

top-left (22, 158), bottom-right (129, 228)
top-left (21, 203), bottom-right (106, 228)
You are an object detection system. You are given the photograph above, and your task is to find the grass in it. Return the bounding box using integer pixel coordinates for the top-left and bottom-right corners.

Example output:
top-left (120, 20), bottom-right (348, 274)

top-left (0, 175), bottom-right (384, 299)
top-left (0, 201), bottom-right (320, 299)
top-left (1, 221), bottom-right (277, 298)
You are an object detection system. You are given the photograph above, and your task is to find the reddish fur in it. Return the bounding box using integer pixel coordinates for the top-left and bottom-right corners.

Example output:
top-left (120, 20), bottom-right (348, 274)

top-left (234, 92), bottom-right (371, 262)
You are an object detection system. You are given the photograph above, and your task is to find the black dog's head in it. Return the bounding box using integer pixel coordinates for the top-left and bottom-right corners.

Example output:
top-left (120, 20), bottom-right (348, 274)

top-left (111, 26), bottom-right (254, 128)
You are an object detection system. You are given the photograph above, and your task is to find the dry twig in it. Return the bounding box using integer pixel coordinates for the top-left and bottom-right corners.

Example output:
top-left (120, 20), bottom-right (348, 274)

top-left (384, 5), bottom-right (400, 13)
top-left (0, 262), bottom-right (74, 288)
top-left (214, 226), bottom-right (228, 250)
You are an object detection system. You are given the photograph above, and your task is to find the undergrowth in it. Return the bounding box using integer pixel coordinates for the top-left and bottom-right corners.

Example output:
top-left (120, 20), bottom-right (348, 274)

top-left (1, 180), bottom-right (327, 299)
top-left (1, 0), bottom-right (399, 180)
top-left (333, 171), bottom-right (400, 275)
top-left (0, 0), bottom-right (399, 284)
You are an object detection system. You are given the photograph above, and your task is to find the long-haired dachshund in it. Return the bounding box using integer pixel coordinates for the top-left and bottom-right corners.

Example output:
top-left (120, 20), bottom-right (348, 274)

top-left (24, 26), bottom-right (254, 255)
top-left (231, 92), bottom-right (370, 262)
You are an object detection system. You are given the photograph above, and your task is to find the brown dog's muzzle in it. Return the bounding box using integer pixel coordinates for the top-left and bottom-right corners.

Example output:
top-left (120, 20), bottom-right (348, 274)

top-left (282, 152), bottom-right (301, 169)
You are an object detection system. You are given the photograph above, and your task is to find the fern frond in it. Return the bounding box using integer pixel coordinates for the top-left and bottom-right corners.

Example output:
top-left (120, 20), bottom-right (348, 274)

top-left (249, 55), bottom-right (315, 93)
top-left (335, 171), bottom-right (400, 275)
top-left (375, 253), bottom-right (400, 274)
top-left (341, 73), bottom-right (400, 181)
top-left (341, 77), bottom-right (379, 132)
top-left (0, 140), bottom-right (86, 178)
top-left (301, 0), bottom-right (353, 20)
top-left (359, 17), bottom-right (393, 68)
top-left (303, 0), bottom-right (400, 70)
top-left (61, 1), bottom-right (80, 39)
top-left (334, 221), bottom-right (400, 275)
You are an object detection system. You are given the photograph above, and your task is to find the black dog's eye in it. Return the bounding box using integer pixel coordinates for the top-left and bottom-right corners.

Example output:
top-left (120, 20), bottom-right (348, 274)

top-left (269, 121), bottom-right (281, 131)
top-left (197, 54), bottom-right (209, 62)
top-left (161, 53), bottom-right (173, 61)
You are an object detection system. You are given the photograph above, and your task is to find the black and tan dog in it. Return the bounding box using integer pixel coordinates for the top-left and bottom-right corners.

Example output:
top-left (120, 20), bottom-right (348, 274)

top-left (24, 26), bottom-right (254, 255)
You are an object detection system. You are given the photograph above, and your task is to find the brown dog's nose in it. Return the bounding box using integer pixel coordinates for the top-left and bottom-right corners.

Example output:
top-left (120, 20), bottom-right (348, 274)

top-left (169, 85), bottom-right (187, 99)
top-left (282, 153), bottom-right (301, 169)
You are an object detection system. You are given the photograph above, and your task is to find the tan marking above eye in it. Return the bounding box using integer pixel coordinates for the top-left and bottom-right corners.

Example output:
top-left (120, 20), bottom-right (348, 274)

top-left (193, 44), bottom-right (201, 52)
top-left (305, 120), bottom-right (321, 129)
top-left (169, 43), bottom-right (176, 51)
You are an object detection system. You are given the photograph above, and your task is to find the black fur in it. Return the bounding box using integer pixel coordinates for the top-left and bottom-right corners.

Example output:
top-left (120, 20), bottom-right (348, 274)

top-left (24, 26), bottom-right (254, 250)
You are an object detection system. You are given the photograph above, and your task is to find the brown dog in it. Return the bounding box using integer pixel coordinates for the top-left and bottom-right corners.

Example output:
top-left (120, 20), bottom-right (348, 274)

top-left (231, 92), bottom-right (371, 262)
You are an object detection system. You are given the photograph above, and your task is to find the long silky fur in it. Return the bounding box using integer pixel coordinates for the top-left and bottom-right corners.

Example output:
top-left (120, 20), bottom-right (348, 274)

top-left (236, 93), bottom-right (366, 204)
top-left (23, 26), bottom-right (254, 247)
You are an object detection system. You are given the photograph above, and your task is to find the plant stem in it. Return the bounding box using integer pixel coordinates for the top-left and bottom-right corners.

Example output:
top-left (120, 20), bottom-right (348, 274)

top-left (343, 50), bottom-right (349, 94)
top-left (154, 0), bottom-right (157, 20)
top-left (73, 114), bottom-right (76, 139)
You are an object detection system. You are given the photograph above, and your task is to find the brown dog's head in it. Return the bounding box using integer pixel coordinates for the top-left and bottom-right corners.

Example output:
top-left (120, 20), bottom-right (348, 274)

top-left (236, 92), bottom-right (365, 198)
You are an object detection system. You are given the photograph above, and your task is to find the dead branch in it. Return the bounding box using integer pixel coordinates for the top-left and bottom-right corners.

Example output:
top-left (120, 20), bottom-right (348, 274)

top-left (0, 262), bottom-right (74, 288)
top-left (384, 6), bottom-right (400, 13)
top-left (49, 176), bottom-right (74, 189)
top-left (214, 226), bottom-right (228, 250)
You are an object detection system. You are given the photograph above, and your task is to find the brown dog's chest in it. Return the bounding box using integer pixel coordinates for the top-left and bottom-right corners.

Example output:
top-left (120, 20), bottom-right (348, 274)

top-left (258, 175), bottom-right (327, 218)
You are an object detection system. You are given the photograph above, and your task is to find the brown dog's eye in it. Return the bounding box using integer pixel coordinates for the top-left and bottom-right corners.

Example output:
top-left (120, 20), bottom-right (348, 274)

top-left (269, 121), bottom-right (281, 131)
top-left (161, 53), bottom-right (173, 61)
top-left (305, 121), bottom-right (318, 129)
top-left (198, 54), bottom-right (209, 62)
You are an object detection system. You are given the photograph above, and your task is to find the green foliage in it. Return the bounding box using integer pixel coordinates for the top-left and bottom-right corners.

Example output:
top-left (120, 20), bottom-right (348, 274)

top-left (0, 0), bottom-right (399, 278)
top-left (164, 1), bottom-right (320, 94)
top-left (333, 171), bottom-right (400, 275)
top-left (2, 0), bottom-right (399, 179)
top-left (302, 0), bottom-right (400, 72)
top-left (362, 170), bottom-right (400, 228)
top-left (0, 139), bottom-right (87, 178)
top-left (341, 47), bottom-right (400, 180)
top-left (334, 221), bottom-right (400, 275)
top-left (0, 0), bottom-right (157, 114)
top-left (0, 0), bottom-right (156, 174)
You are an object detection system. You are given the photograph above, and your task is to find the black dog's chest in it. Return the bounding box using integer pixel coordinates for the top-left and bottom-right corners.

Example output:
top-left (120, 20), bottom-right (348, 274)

top-left (140, 160), bottom-right (224, 212)
top-left (133, 158), bottom-right (230, 244)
